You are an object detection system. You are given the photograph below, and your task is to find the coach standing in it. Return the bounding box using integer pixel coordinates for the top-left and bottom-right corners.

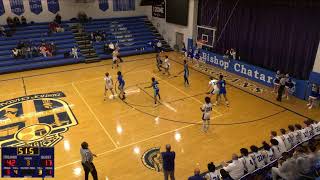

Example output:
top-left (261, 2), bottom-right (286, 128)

top-left (277, 74), bottom-right (286, 102)
top-left (80, 142), bottom-right (98, 180)
top-left (161, 144), bottom-right (175, 180)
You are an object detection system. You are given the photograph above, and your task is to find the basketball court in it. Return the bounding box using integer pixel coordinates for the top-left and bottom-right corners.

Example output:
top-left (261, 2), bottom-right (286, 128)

top-left (0, 52), bottom-right (318, 179)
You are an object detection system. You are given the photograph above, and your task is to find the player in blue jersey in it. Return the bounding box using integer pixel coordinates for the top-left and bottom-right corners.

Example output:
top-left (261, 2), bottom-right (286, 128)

top-left (178, 60), bottom-right (190, 86)
top-left (193, 48), bottom-right (200, 66)
top-left (187, 48), bottom-right (194, 63)
top-left (215, 74), bottom-right (229, 106)
top-left (145, 77), bottom-right (161, 104)
top-left (284, 74), bottom-right (294, 100)
top-left (307, 84), bottom-right (319, 109)
top-left (116, 71), bottom-right (125, 100)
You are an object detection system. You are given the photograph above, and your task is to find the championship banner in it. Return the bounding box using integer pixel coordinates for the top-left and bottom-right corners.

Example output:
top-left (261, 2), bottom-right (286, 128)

top-left (47, 0), bottom-right (59, 14)
top-left (152, 0), bottom-right (165, 18)
top-left (9, 0), bottom-right (24, 16)
top-left (0, 0), bottom-right (5, 16)
top-left (29, 0), bottom-right (42, 15)
top-left (98, 0), bottom-right (109, 11)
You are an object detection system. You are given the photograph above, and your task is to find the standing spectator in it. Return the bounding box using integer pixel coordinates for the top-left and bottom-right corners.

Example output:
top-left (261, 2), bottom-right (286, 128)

top-left (276, 74), bottom-right (286, 102)
top-left (271, 152), bottom-right (297, 180)
top-left (230, 48), bottom-right (236, 59)
top-left (21, 16), bottom-right (27, 25)
top-left (222, 154), bottom-right (245, 180)
top-left (161, 144), bottom-right (175, 180)
top-left (188, 168), bottom-right (205, 180)
top-left (71, 46), bottom-right (79, 59)
top-left (80, 142), bottom-right (98, 180)
top-left (204, 162), bottom-right (219, 180)
top-left (240, 148), bottom-right (256, 173)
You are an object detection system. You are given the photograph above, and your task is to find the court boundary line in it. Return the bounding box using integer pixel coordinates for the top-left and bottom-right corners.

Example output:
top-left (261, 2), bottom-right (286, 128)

top-left (55, 115), bottom-right (223, 170)
top-left (71, 82), bottom-right (119, 148)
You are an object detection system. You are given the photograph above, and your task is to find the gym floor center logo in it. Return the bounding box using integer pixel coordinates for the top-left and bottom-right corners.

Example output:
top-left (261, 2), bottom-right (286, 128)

top-left (0, 91), bottom-right (78, 147)
top-left (141, 147), bottom-right (163, 172)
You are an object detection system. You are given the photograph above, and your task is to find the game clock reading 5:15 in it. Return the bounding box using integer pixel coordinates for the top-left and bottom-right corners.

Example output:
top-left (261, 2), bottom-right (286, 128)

top-left (17, 147), bottom-right (39, 155)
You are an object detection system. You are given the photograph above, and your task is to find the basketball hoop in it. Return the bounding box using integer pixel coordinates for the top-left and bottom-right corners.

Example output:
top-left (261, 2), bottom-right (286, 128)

top-left (196, 40), bottom-right (207, 49)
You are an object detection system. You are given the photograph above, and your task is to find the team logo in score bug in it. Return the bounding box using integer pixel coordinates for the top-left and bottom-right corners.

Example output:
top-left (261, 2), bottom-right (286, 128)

top-left (0, 91), bottom-right (78, 147)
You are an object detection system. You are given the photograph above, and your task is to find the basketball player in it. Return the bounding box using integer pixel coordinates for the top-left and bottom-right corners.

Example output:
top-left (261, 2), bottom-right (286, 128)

top-left (187, 48), bottom-right (194, 63)
top-left (181, 43), bottom-right (187, 58)
top-left (163, 55), bottom-right (170, 75)
top-left (273, 70), bottom-right (281, 93)
top-left (200, 97), bottom-right (212, 132)
top-left (145, 77), bottom-right (161, 104)
top-left (250, 145), bottom-right (265, 168)
top-left (284, 74), bottom-right (294, 100)
top-left (116, 71), bottom-right (125, 100)
top-left (207, 77), bottom-right (219, 98)
top-left (112, 49), bottom-right (119, 69)
top-left (104, 72), bottom-right (115, 100)
top-left (193, 48), bottom-right (200, 66)
top-left (156, 53), bottom-right (162, 71)
top-left (178, 60), bottom-right (189, 86)
top-left (215, 75), bottom-right (229, 106)
top-left (307, 84), bottom-right (319, 109)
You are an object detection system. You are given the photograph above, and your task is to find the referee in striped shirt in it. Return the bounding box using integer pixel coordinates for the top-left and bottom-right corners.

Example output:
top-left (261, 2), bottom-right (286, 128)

top-left (80, 142), bottom-right (98, 180)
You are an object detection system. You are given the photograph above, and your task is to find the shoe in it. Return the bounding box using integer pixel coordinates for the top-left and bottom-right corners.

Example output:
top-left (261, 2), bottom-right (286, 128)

top-left (308, 106), bottom-right (313, 109)
top-left (307, 103), bottom-right (311, 106)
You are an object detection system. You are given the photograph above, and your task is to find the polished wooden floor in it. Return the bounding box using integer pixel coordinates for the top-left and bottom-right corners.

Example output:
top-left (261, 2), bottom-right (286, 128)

top-left (0, 52), bottom-right (319, 180)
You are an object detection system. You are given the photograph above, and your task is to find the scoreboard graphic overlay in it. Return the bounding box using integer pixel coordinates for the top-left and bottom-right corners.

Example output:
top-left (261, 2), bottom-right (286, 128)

top-left (1, 147), bottom-right (54, 178)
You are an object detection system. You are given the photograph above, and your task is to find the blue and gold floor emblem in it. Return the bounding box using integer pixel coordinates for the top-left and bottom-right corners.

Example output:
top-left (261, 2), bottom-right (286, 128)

top-left (141, 147), bottom-right (163, 172)
top-left (0, 91), bottom-right (78, 147)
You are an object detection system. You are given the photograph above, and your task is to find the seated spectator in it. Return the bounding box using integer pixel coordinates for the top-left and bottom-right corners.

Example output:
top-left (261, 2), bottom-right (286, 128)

top-left (90, 32), bottom-right (95, 41)
top-left (204, 162), bottom-right (219, 180)
top-left (270, 139), bottom-right (282, 159)
top-left (55, 13), bottom-right (62, 24)
top-left (222, 154), bottom-right (244, 179)
top-left (188, 168), bottom-right (205, 180)
top-left (25, 45), bottom-right (32, 59)
top-left (270, 131), bottom-right (287, 153)
top-left (21, 16), bottom-right (27, 25)
top-left (271, 152), bottom-right (298, 180)
top-left (250, 145), bottom-right (265, 168)
top-left (13, 16), bottom-right (20, 26)
top-left (12, 48), bottom-right (20, 59)
top-left (220, 169), bottom-right (233, 180)
top-left (49, 42), bottom-right (56, 55)
top-left (49, 22), bottom-right (64, 33)
top-left (293, 146), bottom-right (313, 177)
top-left (279, 128), bottom-right (292, 151)
top-left (39, 44), bottom-right (48, 57)
top-left (6, 17), bottom-right (14, 28)
top-left (0, 25), bottom-right (6, 36)
top-left (32, 46), bottom-right (39, 57)
top-left (71, 46), bottom-right (79, 59)
top-left (261, 141), bottom-right (276, 164)
top-left (223, 50), bottom-right (230, 60)
top-left (240, 148), bottom-right (256, 173)
top-left (78, 11), bottom-right (88, 23)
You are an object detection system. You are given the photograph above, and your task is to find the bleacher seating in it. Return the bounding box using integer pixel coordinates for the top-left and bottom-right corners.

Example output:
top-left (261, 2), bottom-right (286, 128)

top-left (0, 22), bottom-right (84, 74)
top-left (83, 16), bottom-right (156, 59)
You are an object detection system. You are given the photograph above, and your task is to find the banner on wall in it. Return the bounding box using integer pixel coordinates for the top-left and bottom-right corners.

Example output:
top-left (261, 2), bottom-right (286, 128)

top-left (98, 0), bottom-right (109, 11)
top-left (152, 0), bottom-right (165, 18)
top-left (113, 0), bottom-right (135, 11)
top-left (29, 0), bottom-right (42, 15)
top-left (9, 0), bottom-right (24, 15)
top-left (0, 0), bottom-right (5, 16)
top-left (47, 0), bottom-right (59, 14)
top-left (200, 50), bottom-right (308, 100)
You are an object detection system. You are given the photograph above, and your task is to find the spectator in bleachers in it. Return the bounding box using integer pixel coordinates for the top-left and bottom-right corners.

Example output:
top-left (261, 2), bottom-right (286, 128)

top-left (204, 162), bottom-right (219, 180)
top-left (222, 154), bottom-right (244, 180)
top-left (25, 45), bottom-right (32, 59)
top-left (270, 139), bottom-right (282, 159)
top-left (294, 124), bottom-right (303, 143)
top-left (270, 131), bottom-right (287, 153)
top-left (279, 128), bottom-right (292, 151)
top-left (262, 141), bottom-right (276, 164)
top-left (0, 25), bottom-right (6, 36)
top-left (78, 11), bottom-right (88, 23)
top-left (32, 45), bottom-right (39, 57)
top-left (13, 17), bottom-right (20, 26)
top-left (188, 168), bottom-right (204, 180)
top-left (49, 42), bottom-right (56, 56)
top-left (240, 148), bottom-right (256, 173)
top-left (308, 145), bottom-right (320, 169)
top-left (12, 48), bottom-right (20, 59)
top-left (156, 40), bottom-right (162, 53)
top-left (219, 169), bottom-right (233, 180)
top-left (294, 146), bottom-right (313, 177)
top-left (40, 44), bottom-right (48, 57)
top-left (71, 46), bottom-right (79, 59)
top-left (250, 145), bottom-right (265, 168)
top-left (161, 144), bottom-right (175, 180)
top-left (288, 125), bottom-right (298, 146)
top-left (230, 48), bottom-right (236, 59)
top-left (49, 22), bottom-right (64, 33)
top-left (6, 17), bottom-right (14, 28)
top-left (271, 152), bottom-right (298, 180)
top-left (21, 16), bottom-right (27, 25)
top-left (55, 14), bottom-right (62, 24)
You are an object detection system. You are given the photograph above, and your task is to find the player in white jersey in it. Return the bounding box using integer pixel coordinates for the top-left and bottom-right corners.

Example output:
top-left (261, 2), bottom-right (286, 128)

top-left (204, 162), bottom-right (220, 180)
top-left (240, 148), bottom-right (256, 173)
top-left (270, 131), bottom-right (287, 153)
top-left (294, 124), bottom-right (303, 143)
top-left (104, 72), bottom-right (115, 100)
top-left (250, 145), bottom-right (265, 168)
top-left (112, 49), bottom-right (119, 69)
top-left (270, 139), bottom-right (282, 159)
top-left (279, 129), bottom-right (292, 151)
top-left (207, 77), bottom-right (219, 97)
top-left (311, 120), bottom-right (320, 136)
top-left (200, 97), bottom-right (212, 132)
top-left (262, 141), bottom-right (276, 164)
top-left (301, 120), bottom-right (313, 142)
top-left (307, 84), bottom-right (319, 109)
top-left (163, 55), bottom-right (171, 75)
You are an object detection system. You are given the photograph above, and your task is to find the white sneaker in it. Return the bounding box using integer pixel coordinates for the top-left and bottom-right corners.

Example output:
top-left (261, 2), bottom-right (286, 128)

top-left (307, 103), bottom-right (311, 106)
top-left (308, 106), bottom-right (313, 109)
